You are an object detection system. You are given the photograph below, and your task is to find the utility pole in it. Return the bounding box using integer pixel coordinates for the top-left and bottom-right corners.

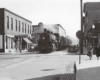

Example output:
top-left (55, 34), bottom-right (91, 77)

top-left (79, 0), bottom-right (83, 64)
top-left (80, 0), bottom-right (83, 53)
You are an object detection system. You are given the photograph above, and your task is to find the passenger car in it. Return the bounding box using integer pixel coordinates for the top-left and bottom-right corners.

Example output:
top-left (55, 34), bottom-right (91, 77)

top-left (68, 45), bottom-right (78, 52)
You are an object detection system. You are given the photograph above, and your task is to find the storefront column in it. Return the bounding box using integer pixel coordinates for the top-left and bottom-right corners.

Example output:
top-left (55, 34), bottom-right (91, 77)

top-left (5, 36), bottom-right (6, 51)
top-left (8, 37), bottom-right (10, 50)
top-left (19, 38), bottom-right (22, 52)
top-left (10, 38), bottom-right (11, 50)
top-left (13, 38), bottom-right (15, 50)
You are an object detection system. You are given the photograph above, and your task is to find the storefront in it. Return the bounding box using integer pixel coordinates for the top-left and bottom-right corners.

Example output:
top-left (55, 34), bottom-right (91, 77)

top-left (5, 35), bottom-right (15, 52)
top-left (14, 35), bottom-right (32, 52)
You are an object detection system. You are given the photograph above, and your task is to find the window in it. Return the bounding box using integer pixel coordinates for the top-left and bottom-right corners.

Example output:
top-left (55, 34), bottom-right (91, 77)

top-left (22, 22), bottom-right (24, 32)
top-left (28, 25), bottom-right (29, 33)
top-left (19, 21), bottom-right (20, 31)
top-left (11, 18), bottom-right (13, 30)
top-left (15, 20), bottom-right (17, 31)
top-left (30, 26), bottom-right (31, 34)
top-left (25, 24), bottom-right (26, 33)
top-left (7, 16), bottom-right (9, 29)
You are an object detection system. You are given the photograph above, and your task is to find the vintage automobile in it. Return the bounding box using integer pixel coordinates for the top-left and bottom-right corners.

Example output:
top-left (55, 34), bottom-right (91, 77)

top-left (68, 45), bottom-right (78, 52)
top-left (28, 44), bottom-right (38, 52)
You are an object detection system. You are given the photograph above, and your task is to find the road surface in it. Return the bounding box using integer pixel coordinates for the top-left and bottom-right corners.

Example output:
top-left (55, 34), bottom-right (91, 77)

top-left (0, 49), bottom-right (90, 80)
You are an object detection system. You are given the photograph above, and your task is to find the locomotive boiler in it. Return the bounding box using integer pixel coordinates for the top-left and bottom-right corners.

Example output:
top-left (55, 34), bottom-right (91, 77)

top-left (37, 29), bottom-right (57, 53)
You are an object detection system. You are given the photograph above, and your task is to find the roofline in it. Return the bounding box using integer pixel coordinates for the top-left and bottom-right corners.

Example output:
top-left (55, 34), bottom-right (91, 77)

top-left (32, 23), bottom-right (66, 33)
top-left (56, 24), bottom-right (66, 32)
top-left (1, 8), bottom-right (32, 23)
top-left (87, 10), bottom-right (100, 12)
top-left (84, 2), bottom-right (100, 4)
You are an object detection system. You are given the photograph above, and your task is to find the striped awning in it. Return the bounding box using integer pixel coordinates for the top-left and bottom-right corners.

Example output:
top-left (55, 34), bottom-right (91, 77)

top-left (23, 38), bottom-right (32, 44)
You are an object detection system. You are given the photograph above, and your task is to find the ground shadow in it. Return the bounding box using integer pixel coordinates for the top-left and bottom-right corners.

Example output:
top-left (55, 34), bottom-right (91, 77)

top-left (26, 73), bottom-right (76, 80)
top-left (26, 63), bottom-right (77, 80)
top-left (76, 66), bottom-right (100, 80)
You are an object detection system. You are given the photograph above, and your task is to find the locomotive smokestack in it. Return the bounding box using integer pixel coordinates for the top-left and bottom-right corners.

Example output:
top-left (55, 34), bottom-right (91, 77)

top-left (44, 29), bottom-right (47, 33)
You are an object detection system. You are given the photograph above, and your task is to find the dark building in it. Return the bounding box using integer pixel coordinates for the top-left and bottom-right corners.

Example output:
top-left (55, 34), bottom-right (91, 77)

top-left (84, 2), bottom-right (100, 47)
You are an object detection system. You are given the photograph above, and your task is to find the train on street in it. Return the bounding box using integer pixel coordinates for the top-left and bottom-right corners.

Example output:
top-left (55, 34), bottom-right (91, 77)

top-left (32, 22), bottom-right (72, 53)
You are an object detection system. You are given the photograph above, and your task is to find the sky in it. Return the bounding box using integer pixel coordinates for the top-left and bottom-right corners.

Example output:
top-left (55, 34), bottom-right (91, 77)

top-left (0, 0), bottom-right (100, 44)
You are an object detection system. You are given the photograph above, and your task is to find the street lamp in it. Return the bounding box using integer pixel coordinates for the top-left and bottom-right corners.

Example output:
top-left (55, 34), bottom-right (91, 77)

top-left (92, 24), bottom-right (95, 54)
top-left (92, 24), bottom-right (95, 29)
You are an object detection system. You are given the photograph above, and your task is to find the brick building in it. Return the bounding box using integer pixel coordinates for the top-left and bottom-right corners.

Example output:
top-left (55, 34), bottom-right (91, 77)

top-left (0, 8), bottom-right (32, 53)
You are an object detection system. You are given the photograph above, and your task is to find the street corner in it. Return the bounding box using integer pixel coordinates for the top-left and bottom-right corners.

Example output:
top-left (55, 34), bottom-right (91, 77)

top-left (76, 60), bottom-right (100, 80)
top-left (0, 77), bottom-right (14, 80)
top-left (76, 60), bottom-right (100, 69)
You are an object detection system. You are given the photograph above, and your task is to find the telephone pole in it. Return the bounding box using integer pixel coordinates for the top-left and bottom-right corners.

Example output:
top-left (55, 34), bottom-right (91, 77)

top-left (80, 0), bottom-right (83, 55)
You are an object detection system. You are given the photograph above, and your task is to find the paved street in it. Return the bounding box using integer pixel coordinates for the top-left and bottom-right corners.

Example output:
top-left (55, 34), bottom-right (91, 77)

top-left (0, 49), bottom-right (95, 80)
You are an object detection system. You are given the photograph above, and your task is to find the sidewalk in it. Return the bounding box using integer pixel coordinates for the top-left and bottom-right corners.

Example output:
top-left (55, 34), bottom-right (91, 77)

top-left (0, 50), bottom-right (38, 55)
top-left (76, 59), bottom-right (100, 80)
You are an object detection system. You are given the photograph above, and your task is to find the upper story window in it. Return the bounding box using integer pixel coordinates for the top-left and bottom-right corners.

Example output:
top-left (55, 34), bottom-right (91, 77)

top-left (22, 22), bottom-right (24, 32)
top-left (15, 20), bottom-right (17, 31)
top-left (30, 26), bottom-right (31, 34)
top-left (7, 16), bottom-right (9, 29)
top-left (19, 21), bottom-right (20, 31)
top-left (25, 24), bottom-right (26, 33)
top-left (11, 18), bottom-right (13, 30)
top-left (28, 25), bottom-right (29, 34)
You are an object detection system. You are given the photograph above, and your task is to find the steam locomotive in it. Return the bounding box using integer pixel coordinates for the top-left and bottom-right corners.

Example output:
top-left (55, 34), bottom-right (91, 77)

top-left (33, 23), bottom-right (72, 53)
top-left (38, 29), bottom-right (58, 53)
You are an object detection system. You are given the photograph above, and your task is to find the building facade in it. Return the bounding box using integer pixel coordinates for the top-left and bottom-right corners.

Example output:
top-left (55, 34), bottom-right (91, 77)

top-left (84, 2), bottom-right (100, 47)
top-left (0, 8), bottom-right (32, 52)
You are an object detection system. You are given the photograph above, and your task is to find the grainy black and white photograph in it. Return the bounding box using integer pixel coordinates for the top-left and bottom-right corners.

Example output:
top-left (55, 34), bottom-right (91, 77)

top-left (0, 0), bottom-right (100, 80)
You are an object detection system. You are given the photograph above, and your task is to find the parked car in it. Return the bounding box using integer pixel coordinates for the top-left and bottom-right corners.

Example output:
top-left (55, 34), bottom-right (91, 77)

top-left (28, 44), bottom-right (38, 52)
top-left (68, 45), bottom-right (78, 52)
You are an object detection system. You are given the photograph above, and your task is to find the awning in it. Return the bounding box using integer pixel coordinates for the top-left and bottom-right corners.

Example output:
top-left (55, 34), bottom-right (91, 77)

top-left (23, 38), bottom-right (32, 44)
top-left (7, 35), bottom-right (14, 37)
top-left (15, 34), bottom-right (28, 38)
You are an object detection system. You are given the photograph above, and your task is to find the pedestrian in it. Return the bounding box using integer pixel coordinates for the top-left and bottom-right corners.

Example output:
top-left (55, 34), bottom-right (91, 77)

top-left (95, 44), bottom-right (100, 60)
top-left (87, 44), bottom-right (93, 60)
